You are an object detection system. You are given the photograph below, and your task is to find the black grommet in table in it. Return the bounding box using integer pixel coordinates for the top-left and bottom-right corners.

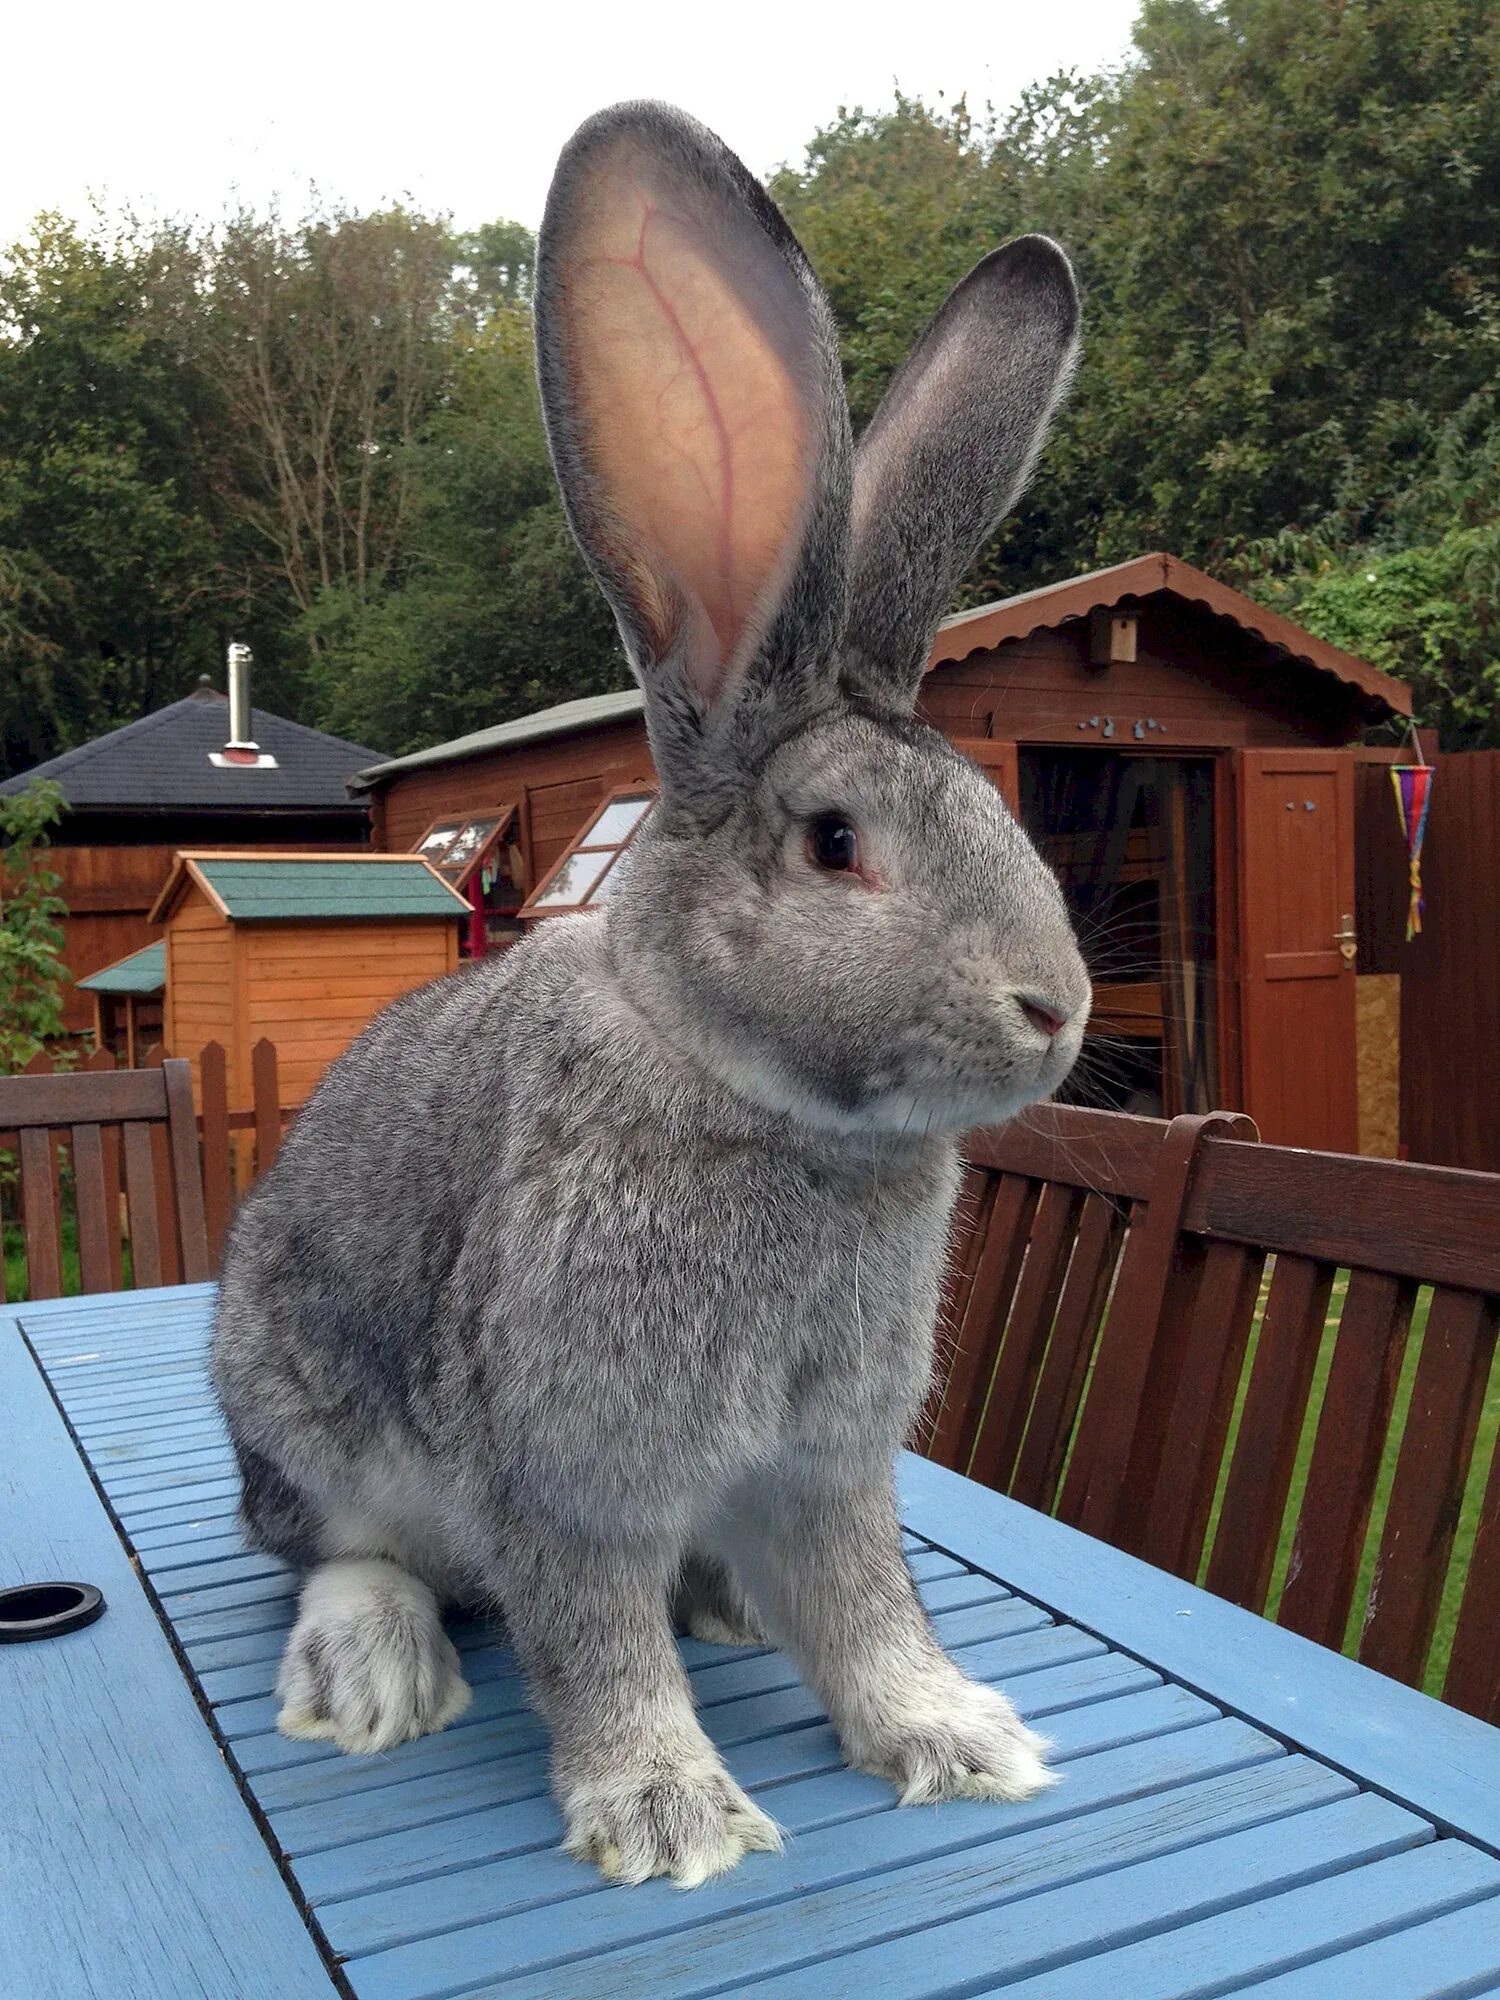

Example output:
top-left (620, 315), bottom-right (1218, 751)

top-left (0, 1581), bottom-right (105, 1642)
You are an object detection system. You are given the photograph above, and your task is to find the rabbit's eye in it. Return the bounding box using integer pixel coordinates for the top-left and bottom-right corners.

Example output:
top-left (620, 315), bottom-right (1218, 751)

top-left (807, 815), bottom-right (860, 873)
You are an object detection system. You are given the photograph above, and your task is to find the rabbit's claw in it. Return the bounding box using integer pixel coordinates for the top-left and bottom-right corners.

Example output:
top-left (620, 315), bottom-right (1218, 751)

top-left (562, 1752), bottom-right (782, 1887)
top-left (858, 1674), bottom-right (1058, 1806)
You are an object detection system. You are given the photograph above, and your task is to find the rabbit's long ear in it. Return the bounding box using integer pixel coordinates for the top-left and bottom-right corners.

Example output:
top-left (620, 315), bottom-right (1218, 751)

top-left (844, 238), bottom-right (1080, 712)
top-left (536, 104), bottom-right (849, 798)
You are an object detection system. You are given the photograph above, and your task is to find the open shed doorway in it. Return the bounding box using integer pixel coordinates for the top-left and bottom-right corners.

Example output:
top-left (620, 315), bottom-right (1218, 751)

top-left (1019, 750), bottom-right (1220, 1118)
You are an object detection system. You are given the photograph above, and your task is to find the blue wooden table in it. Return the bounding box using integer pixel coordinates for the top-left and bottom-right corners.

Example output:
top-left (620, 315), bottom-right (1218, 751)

top-left (8, 1285), bottom-right (1500, 2000)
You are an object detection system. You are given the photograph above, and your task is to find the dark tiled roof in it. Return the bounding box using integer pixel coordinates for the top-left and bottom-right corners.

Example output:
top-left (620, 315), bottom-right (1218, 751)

top-left (0, 691), bottom-right (386, 810)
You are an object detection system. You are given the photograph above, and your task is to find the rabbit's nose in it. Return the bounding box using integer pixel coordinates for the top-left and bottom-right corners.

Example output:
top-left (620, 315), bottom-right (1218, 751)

top-left (1018, 995), bottom-right (1068, 1039)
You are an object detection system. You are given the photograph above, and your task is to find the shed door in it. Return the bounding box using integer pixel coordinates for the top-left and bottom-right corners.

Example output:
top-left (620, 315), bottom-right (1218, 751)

top-left (953, 739), bottom-right (1019, 812)
top-left (1236, 749), bottom-right (1358, 1151)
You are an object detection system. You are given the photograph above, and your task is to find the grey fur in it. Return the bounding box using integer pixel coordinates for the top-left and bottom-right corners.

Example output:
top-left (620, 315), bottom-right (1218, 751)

top-left (213, 100), bottom-right (1088, 1887)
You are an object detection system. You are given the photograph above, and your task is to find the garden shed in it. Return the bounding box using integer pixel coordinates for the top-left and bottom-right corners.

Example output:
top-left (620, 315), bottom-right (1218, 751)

top-left (77, 940), bottom-right (165, 1066)
top-left (149, 852), bottom-right (465, 1109)
top-left (354, 553), bottom-right (1412, 1155)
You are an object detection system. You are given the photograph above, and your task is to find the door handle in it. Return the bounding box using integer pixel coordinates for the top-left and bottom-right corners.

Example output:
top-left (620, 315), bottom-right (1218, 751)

top-left (1334, 915), bottom-right (1357, 966)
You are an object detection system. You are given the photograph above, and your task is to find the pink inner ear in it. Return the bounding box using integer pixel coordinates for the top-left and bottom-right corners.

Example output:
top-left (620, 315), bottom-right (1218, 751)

top-left (562, 150), bottom-right (816, 700)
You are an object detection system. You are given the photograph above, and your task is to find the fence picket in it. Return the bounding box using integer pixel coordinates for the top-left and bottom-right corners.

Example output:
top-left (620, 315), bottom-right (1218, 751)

top-left (140, 1045), bottom-right (183, 1287)
top-left (18, 1126), bottom-right (63, 1300)
top-left (252, 1039), bottom-right (281, 1176)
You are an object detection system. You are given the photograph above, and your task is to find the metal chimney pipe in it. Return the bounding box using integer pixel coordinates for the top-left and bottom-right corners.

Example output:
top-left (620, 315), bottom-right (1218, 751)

top-left (226, 642), bottom-right (257, 750)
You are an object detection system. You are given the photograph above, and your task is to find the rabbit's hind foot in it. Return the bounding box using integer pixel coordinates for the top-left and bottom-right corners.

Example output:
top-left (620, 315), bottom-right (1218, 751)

top-left (275, 1557), bottom-right (472, 1755)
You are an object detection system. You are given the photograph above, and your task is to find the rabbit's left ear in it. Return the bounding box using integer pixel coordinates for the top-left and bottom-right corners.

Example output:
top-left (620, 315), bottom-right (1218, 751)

top-left (536, 104), bottom-right (849, 775)
top-left (844, 238), bottom-right (1081, 712)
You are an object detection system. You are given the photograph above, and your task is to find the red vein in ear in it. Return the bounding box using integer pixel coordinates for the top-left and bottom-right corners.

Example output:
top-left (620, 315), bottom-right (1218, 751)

top-left (599, 205), bottom-right (740, 649)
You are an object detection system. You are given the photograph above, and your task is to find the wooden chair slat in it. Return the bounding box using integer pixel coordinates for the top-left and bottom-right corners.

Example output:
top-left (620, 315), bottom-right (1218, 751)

top-left (199, 1041), bottom-right (233, 1271)
top-left (122, 1122), bottom-right (163, 1290)
top-left (927, 1172), bottom-right (1035, 1469)
top-left (968, 1180), bottom-right (1084, 1492)
top-left (1136, 1239), bottom-right (1265, 1578)
top-left (1205, 1252), bottom-right (1335, 1613)
top-left (69, 1123), bottom-right (114, 1296)
top-left (163, 1058), bottom-right (210, 1283)
top-left (1363, 1287), bottom-right (1498, 1690)
top-left (1445, 1392), bottom-right (1500, 1723)
top-left (87, 1050), bottom-right (126, 1292)
top-left (18, 1126), bottom-right (63, 1300)
top-left (1060, 1115), bottom-right (1251, 1541)
top-left (1278, 1268), bottom-right (1417, 1651)
top-left (919, 1166), bottom-right (996, 1463)
top-left (1010, 1191), bottom-right (1124, 1512)
top-left (141, 1047), bottom-right (183, 1287)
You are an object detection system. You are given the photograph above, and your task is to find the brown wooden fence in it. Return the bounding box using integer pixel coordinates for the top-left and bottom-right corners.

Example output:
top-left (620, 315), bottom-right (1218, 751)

top-left (924, 1102), bottom-right (1500, 1724)
top-left (1356, 748), bottom-right (1500, 1172)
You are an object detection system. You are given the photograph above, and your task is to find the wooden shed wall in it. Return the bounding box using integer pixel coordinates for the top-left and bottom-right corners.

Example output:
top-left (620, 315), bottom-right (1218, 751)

top-left (918, 605), bottom-right (1364, 749)
top-left (47, 845), bottom-right (176, 1033)
top-left (163, 885), bottom-right (233, 1094)
top-left (239, 921), bottom-right (459, 1107)
top-left (372, 718), bottom-right (654, 879)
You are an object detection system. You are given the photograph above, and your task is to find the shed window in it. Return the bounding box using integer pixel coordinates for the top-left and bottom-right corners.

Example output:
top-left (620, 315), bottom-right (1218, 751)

top-left (519, 787), bottom-right (656, 921)
top-left (411, 806), bottom-right (523, 956)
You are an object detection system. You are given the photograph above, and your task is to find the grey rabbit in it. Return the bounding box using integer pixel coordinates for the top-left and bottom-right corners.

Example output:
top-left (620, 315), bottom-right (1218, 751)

top-left (212, 100), bottom-right (1091, 1888)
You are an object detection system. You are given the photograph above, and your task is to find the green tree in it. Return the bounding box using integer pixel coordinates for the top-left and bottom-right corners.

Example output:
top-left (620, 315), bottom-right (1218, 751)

top-left (0, 219), bottom-right (230, 773)
top-left (299, 306), bottom-right (620, 752)
top-left (0, 779), bottom-right (69, 1070)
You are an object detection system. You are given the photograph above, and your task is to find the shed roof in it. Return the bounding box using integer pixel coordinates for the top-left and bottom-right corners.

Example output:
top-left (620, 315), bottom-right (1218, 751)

top-left (150, 852), bottom-right (469, 926)
top-left (352, 553), bottom-right (1408, 788)
top-left (930, 553), bottom-right (1411, 715)
top-left (77, 941), bottom-right (166, 997)
top-left (0, 689), bottom-right (386, 812)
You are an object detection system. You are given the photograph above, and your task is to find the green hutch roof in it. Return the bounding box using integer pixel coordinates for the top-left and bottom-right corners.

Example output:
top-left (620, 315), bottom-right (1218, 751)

top-left (151, 853), bottom-right (468, 925)
top-left (78, 941), bottom-right (167, 996)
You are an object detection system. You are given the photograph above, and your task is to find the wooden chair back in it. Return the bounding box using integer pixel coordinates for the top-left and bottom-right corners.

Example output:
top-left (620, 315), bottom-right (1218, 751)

top-left (0, 1056), bottom-right (210, 1301)
top-left (922, 1100), bottom-right (1500, 1724)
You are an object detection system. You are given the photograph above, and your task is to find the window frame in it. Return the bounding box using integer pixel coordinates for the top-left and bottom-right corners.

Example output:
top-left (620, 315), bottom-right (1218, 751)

top-left (411, 804), bottom-right (521, 895)
top-left (518, 783), bottom-right (658, 922)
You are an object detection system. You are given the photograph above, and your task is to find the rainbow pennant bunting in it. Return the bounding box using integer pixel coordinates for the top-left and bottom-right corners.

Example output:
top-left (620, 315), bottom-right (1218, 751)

top-left (1390, 763), bottom-right (1434, 942)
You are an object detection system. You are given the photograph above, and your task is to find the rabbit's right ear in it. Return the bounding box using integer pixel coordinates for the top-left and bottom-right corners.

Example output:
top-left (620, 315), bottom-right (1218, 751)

top-left (535, 105), bottom-right (850, 804)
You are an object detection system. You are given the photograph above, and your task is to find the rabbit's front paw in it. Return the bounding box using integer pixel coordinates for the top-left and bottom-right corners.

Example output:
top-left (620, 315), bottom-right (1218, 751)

top-left (858, 1674), bottom-right (1057, 1806)
top-left (275, 1557), bottom-right (472, 1755)
top-left (562, 1749), bottom-right (782, 1887)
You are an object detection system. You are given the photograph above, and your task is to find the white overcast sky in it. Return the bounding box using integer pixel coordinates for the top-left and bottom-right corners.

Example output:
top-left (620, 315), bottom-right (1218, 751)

top-left (2, 1), bottom-right (1138, 244)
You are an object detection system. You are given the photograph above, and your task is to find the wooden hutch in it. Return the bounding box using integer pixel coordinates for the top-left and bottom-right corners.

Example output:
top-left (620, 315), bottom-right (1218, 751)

top-left (150, 853), bottom-right (465, 1110)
